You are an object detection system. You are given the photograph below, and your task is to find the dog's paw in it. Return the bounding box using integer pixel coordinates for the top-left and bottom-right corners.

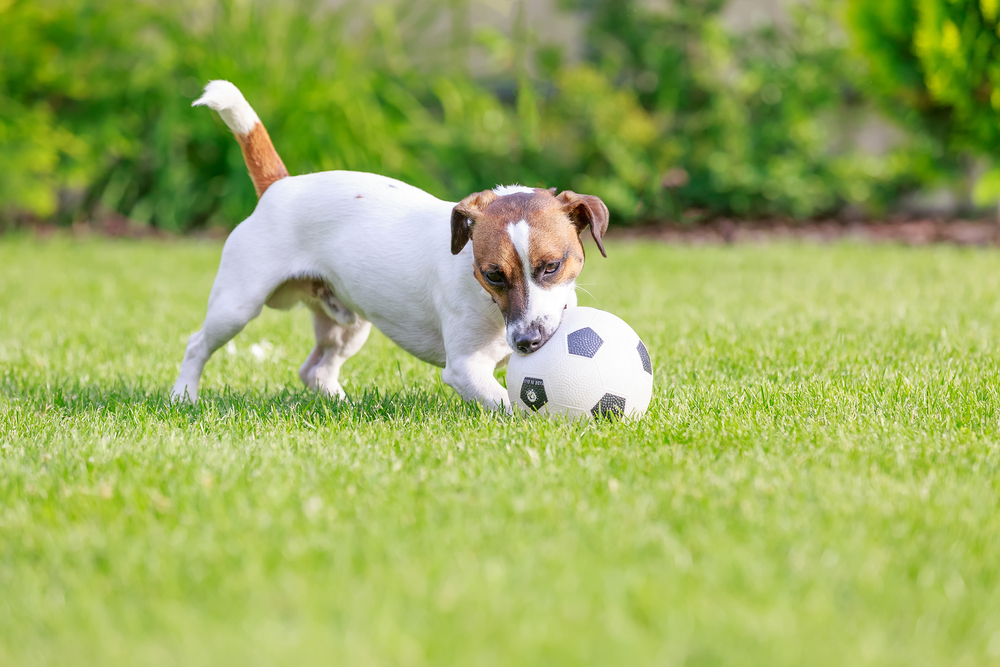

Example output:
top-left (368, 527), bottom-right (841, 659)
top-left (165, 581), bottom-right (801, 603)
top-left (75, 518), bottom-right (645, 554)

top-left (307, 376), bottom-right (347, 401)
top-left (170, 384), bottom-right (198, 404)
top-left (318, 382), bottom-right (348, 401)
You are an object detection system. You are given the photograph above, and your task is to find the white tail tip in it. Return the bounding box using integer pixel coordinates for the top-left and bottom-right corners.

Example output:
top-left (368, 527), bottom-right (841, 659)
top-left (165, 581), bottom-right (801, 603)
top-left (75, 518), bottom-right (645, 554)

top-left (193, 80), bottom-right (260, 136)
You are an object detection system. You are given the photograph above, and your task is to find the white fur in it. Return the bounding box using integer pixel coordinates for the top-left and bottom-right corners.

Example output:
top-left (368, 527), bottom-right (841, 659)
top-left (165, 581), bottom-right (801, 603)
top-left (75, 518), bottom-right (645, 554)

top-left (192, 80), bottom-right (260, 136)
top-left (493, 184), bottom-right (536, 196)
top-left (172, 170), bottom-right (514, 410)
top-left (505, 220), bottom-right (576, 350)
top-left (507, 220), bottom-right (531, 265)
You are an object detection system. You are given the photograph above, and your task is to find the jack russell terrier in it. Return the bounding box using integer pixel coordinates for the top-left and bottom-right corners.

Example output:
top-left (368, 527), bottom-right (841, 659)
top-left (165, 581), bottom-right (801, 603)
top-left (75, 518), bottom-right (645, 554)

top-left (172, 80), bottom-right (609, 411)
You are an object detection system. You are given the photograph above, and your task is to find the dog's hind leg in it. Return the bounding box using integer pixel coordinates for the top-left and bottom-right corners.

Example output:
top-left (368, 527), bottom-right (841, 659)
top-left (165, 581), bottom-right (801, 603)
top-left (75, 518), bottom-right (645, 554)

top-left (299, 309), bottom-right (372, 399)
top-left (171, 263), bottom-right (271, 403)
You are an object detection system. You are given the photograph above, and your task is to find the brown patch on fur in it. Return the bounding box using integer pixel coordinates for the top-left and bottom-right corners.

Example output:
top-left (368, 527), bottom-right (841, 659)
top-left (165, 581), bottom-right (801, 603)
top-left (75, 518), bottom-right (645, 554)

top-left (471, 235), bottom-right (528, 325)
top-left (478, 273), bottom-right (527, 325)
top-left (453, 187), bottom-right (608, 324)
top-left (235, 122), bottom-right (290, 198)
top-left (555, 191), bottom-right (610, 257)
top-left (451, 190), bottom-right (498, 255)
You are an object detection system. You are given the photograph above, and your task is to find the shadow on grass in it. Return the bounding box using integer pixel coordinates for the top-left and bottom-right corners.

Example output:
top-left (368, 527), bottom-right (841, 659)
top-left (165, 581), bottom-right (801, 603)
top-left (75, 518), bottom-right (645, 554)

top-left (0, 376), bottom-right (501, 426)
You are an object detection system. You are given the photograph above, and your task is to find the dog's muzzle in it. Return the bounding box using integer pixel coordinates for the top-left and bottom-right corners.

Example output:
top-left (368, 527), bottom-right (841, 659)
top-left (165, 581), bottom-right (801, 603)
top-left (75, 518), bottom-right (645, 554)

top-left (509, 319), bottom-right (556, 355)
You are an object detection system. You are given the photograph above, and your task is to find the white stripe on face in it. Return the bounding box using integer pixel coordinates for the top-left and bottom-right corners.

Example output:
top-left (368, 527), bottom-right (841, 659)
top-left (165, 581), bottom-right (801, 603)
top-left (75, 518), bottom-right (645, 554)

top-left (506, 220), bottom-right (575, 348)
top-left (507, 220), bottom-right (532, 278)
top-left (493, 184), bottom-right (536, 196)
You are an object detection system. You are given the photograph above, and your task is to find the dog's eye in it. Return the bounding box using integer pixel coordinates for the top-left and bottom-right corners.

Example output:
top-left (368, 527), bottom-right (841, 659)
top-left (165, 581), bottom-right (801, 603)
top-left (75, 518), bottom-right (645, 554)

top-left (543, 261), bottom-right (561, 275)
top-left (483, 270), bottom-right (504, 285)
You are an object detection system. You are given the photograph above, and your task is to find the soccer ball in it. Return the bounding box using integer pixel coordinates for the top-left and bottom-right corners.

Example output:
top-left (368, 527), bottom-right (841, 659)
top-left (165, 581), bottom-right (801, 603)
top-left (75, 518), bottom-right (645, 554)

top-left (506, 307), bottom-right (654, 420)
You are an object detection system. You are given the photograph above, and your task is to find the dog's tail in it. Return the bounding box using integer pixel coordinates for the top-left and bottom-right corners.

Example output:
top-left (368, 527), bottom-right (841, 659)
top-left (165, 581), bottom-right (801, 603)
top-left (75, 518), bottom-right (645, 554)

top-left (193, 80), bottom-right (289, 198)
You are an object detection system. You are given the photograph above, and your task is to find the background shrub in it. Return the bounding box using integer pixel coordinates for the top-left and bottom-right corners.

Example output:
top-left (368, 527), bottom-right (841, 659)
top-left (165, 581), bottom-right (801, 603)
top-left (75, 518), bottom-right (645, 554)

top-left (846, 0), bottom-right (1000, 206)
top-left (577, 0), bottom-right (940, 219)
top-left (0, 0), bottom-right (959, 231)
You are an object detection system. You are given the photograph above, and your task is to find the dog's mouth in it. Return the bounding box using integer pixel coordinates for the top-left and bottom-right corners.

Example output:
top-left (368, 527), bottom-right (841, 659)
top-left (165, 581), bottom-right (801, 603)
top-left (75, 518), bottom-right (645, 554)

top-left (514, 328), bottom-right (556, 356)
top-left (507, 310), bottom-right (566, 355)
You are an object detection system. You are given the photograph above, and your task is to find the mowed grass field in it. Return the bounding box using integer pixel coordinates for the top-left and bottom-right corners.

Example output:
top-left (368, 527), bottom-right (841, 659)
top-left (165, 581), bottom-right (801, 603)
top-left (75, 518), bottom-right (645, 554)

top-left (2, 235), bottom-right (1000, 666)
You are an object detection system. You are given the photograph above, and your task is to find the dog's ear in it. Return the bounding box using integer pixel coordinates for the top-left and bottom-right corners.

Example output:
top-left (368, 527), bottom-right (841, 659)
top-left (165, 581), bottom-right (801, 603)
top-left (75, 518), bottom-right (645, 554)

top-left (556, 191), bottom-right (610, 258)
top-left (451, 190), bottom-right (498, 255)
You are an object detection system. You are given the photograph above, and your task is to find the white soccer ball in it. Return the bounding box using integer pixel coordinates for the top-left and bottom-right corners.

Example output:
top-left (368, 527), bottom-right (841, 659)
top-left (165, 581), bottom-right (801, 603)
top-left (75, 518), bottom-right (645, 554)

top-left (506, 307), bottom-right (654, 420)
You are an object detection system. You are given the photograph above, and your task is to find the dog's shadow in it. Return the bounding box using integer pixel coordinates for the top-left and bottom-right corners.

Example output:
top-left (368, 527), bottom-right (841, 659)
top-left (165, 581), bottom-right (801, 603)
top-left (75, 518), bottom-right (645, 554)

top-left (2, 378), bottom-right (497, 427)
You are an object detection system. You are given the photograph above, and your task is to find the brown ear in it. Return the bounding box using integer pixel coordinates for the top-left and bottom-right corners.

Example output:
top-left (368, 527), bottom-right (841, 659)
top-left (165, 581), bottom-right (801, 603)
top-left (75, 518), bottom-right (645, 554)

top-left (556, 191), bottom-right (610, 258)
top-left (451, 190), bottom-right (498, 255)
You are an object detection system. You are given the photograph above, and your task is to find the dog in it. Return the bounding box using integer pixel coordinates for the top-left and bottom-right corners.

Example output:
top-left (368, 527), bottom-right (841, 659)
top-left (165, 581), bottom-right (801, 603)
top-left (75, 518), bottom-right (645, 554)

top-left (171, 80), bottom-right (609, 411)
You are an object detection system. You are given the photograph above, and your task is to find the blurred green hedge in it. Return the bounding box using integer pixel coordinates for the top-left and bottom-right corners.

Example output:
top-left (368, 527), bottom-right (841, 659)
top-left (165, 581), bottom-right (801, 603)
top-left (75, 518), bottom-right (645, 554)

top-left (847, 0), bottom-right (1000, 207)
top-left (0, 0), bottom-right (939, 231)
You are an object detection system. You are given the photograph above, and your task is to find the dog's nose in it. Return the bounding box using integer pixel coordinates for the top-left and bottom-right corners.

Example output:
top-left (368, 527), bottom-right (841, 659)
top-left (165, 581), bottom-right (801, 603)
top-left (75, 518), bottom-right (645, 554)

top-left (514, 331), bottom-right (543, 354)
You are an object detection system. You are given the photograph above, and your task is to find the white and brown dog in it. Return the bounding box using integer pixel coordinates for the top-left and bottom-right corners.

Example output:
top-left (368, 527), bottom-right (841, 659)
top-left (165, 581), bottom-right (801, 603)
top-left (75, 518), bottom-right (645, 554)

top-left (172, 80), bottom-right (609, 410)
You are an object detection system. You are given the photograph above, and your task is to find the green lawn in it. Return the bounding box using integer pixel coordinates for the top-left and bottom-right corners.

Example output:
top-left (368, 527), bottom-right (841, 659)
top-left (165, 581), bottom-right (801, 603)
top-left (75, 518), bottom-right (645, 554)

top-left (2, 236), bottom-right (1000, 666)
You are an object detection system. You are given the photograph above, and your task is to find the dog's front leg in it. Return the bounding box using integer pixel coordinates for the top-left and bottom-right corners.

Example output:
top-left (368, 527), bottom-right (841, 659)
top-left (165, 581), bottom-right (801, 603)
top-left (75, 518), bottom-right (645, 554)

top-left (442, 353), bottom-right (511, 413)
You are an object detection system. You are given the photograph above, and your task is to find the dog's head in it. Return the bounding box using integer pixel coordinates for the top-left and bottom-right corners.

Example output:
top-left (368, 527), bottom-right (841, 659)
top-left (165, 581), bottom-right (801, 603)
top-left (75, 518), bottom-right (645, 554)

top-left (451, 185), bottom-right (609, 354)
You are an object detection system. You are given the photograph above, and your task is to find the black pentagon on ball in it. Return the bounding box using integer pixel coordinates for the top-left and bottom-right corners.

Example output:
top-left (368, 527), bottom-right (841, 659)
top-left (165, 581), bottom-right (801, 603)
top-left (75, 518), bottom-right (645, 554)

top-left (520, 377), bottom-right (548, 411)
top-left (591, 393), bottom-right (626, 419)
top-left (637, 340), bottom-right (652, 375)
top-left (567, 327), bottom-right (603, 358)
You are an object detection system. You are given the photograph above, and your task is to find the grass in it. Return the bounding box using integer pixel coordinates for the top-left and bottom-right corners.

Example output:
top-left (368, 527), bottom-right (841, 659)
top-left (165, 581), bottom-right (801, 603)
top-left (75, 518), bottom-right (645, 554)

top-left (2, 235), bottom-right (1000, 666)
